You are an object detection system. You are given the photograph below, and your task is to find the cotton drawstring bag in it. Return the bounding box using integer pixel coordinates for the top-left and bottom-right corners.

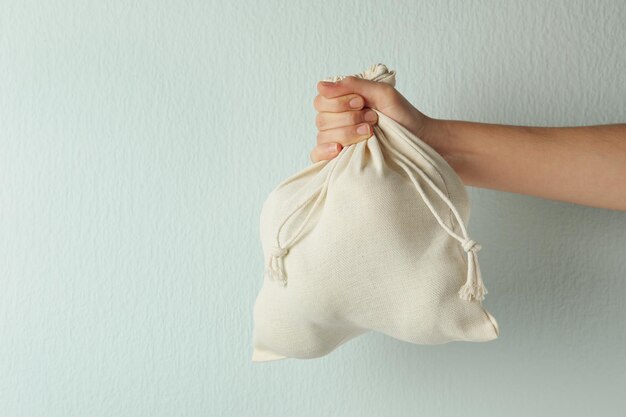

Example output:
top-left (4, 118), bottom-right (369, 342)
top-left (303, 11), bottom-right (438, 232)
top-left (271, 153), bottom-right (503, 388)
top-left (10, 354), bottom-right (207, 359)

top-left (252, 63), bottom-right (499, 362)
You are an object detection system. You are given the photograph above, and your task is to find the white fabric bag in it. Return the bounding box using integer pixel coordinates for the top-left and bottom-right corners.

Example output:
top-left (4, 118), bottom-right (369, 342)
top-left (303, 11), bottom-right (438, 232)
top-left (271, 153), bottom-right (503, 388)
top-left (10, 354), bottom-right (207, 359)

top-left (252, 63), bottom-right (499, 362)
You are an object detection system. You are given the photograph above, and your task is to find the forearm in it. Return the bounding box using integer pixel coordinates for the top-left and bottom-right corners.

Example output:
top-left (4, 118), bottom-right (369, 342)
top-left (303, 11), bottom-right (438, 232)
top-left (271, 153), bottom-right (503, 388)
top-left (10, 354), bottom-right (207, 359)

top-left (421, 118), bottom-right (626, 211)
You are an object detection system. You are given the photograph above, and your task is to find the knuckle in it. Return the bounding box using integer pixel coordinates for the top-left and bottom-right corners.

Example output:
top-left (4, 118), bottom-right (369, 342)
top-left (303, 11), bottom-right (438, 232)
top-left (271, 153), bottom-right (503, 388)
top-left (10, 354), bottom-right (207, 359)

top-left (380, 82), bottom-right (394, 93)
top-left (315, 113), bottom-right (324, 129)
top-left (316, 131), bottom-right (324, 144)
top-left (313, 94), bottom-right (322, 110)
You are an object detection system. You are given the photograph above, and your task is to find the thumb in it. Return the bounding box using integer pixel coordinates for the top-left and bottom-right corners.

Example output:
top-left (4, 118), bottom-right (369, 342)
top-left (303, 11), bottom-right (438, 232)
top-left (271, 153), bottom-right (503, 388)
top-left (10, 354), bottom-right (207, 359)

top-left (317, 76), bottom-right (396, 111)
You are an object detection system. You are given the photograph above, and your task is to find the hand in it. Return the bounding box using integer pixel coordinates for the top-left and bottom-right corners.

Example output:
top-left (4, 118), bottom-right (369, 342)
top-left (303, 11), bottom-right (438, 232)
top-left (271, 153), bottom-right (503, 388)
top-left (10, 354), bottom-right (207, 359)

top-left (310, 75), bottom-right (433, 163)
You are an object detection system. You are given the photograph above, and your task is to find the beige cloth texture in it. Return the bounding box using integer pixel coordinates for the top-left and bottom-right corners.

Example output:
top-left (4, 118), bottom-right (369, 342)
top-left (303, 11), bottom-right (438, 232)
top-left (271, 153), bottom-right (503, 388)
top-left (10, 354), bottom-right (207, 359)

top-left (252, 64), bottom-right (499, 362)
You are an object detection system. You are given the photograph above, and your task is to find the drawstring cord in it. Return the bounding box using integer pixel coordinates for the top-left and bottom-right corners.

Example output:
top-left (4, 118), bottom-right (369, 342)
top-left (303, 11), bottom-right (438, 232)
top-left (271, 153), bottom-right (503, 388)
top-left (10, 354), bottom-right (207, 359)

top-left (263, 159), bottom-right (339, 287)
top-left (264, 116), bottom-right (487, 301)
top-left (375, 120), bottom-right (487, 301)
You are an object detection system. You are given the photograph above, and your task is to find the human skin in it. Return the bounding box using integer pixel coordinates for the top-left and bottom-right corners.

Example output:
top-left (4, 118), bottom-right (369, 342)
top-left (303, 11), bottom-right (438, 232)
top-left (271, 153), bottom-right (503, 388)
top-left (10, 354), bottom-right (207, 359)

top-left (311, 76), bottom-right (626, 212)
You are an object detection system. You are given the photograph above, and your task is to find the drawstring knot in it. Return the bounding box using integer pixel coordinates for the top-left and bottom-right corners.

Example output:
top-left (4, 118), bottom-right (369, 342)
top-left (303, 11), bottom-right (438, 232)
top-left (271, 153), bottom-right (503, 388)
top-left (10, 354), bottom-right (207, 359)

top-left (462, 239), bottom-right (481, 253)
top-left (264, 246), bottom-right (290, 287)
top-left (458, 239), bottom-right (487, 301)
top-left (271, 246), bottom-right (289, 257)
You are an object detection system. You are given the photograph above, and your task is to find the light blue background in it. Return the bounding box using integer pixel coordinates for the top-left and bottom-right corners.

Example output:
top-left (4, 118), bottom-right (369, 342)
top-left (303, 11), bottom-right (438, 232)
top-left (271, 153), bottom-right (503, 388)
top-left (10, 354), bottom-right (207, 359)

top-left (1, 1), bottom-right (625, 416)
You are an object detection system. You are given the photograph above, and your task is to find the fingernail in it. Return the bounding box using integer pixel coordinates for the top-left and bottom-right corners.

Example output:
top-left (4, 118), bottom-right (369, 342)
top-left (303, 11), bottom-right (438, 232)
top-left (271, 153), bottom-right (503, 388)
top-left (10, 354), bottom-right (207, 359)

top-left (364, 110), bottom-right (377, 122)
top-left (356, 124), bottom-right (370, 135)
top-left (325, 143), bottom-right (340, 153)
top-left (320, 81), bottom-right (335, 86)
top-left (349, 97), bottom-right (363, 108)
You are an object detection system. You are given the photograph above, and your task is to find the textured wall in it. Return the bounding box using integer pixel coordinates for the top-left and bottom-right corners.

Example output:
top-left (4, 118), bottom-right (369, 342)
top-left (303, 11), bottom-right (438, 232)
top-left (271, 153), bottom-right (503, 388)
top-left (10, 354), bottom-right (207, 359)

top-left (1, 0), bottom-right (625, 416)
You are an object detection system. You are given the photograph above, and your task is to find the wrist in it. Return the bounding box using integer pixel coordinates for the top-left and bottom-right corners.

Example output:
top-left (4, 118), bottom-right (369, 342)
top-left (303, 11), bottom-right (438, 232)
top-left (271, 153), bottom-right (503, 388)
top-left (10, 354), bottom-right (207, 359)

top-left (419, 117), bottom-right (474, 182)
top-left (418, 117), bottom-right (453, 157)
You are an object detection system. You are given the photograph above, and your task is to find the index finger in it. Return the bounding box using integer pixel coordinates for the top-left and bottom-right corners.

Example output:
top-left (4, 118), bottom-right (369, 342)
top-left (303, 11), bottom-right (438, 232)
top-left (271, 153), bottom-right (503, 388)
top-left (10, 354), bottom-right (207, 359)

top-left (316, 77), bottom-right (357, 98)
